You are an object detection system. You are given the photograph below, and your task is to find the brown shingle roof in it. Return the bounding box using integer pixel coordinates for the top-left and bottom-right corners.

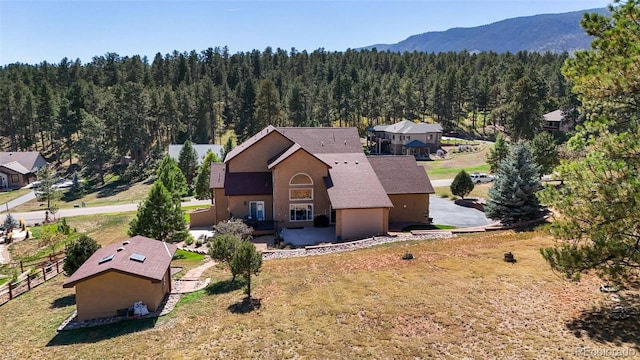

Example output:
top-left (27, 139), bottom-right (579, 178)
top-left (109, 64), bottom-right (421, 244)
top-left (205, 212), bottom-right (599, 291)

top-left (210, 163), bottom-right (226, 189)
top-left (276, 127), bottom-right (363, 154)
top-left (224, 172), bottom-right (273, 196)
top-left (224, 126), bottom-right (287, 162)
top-left (367, 156), bottom-right (435, 195)
top-left (63, 236), bottom-right (177, 288)
top-left (319, 153), bottom-right (393, 209)
top-left (0, 161), bottom-right (31, 175)
top-left (267, 144), bottom-right (331, 169)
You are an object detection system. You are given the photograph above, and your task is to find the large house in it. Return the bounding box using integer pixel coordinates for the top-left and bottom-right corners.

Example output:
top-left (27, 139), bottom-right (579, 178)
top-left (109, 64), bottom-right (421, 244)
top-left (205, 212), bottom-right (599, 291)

top-left (207, 126), bottom-right (434, 241)
top-left (63, 236), bottom-right (177, 321)
top-left (369, 120), bottom-right (443, 158)
top-left (0, 152), bottom-right (48, 189)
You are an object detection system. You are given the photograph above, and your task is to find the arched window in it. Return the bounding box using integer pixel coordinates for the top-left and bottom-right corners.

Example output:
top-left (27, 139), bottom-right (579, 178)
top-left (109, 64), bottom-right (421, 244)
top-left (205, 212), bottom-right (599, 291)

top-left (290, 173), bottom-right (313, 186)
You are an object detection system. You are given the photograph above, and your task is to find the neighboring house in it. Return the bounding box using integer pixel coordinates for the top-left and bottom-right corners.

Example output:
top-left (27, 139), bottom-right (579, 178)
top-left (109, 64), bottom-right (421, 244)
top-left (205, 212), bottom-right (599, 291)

top-left (542, 110), bottom-right (571, 133)
top-left (63, 236), bottom-right (177, 322)
top-left (0, 152), bottom-right (48, 189)
top-left (168, 144), bottom-right (224, 164)
top-left (369, 120), bottom-right (443, 158)
top-left (209, 126), bottom-right (434, 241)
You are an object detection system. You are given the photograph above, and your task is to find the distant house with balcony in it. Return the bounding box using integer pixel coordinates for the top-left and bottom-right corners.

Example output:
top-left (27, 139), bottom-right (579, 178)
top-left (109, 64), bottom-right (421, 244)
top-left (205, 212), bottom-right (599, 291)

top-left (199, 126), bottom-right (434, 241)
top-left (0, 151), bottom-right (48, 189)
top-left (542, 110), bottom-right (572, 133)
top-left (369, 120), bottom-right (443, 159)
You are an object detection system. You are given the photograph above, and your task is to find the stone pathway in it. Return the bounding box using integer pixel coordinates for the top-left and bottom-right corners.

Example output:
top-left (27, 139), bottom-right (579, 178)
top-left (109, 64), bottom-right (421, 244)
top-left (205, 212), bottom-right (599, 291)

top-left (171, 260), bottom-right (216, 294)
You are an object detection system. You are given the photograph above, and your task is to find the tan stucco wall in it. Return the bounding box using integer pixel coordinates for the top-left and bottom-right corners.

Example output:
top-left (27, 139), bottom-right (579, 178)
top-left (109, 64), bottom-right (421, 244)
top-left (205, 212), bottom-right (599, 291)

top-left (74, 269), bottom-right (170, 321)
top-left (338, 208), bottom-right (387, 240)
top-left (388, 194), bottom-right (430, 223)
top-left (190, 206), bottom-right (216, 228)
top-left (226, 195), bottom-right (273, 220)
top-left (227, 131), bottom-right (292, 172)
top-left (271, 151), bottom-right (331, 228)
top-left (214, 188), bottom-right (228, 224)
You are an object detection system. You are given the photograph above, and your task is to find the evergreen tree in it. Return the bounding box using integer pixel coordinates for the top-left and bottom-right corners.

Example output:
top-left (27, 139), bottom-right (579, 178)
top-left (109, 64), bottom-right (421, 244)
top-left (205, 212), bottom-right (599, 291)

top-left (77, 113), bottom-right (112, 184)
top-left (541, 1), bottom-right (640, 284)
top-left (156, 156), bottom-right (188, 199)
top-left (230, 240), bottom-right (263, 298)
top-left (485, 141), bottom-right (546, 224)
top-left (64, 235), bottom-right (100, 276)
top-left (35, 166), bottom-right (58, 210)
top-left (529, 132), bottom-right (559, 177)
top-left (222, 137), bottom-right (234, 161)
top-left (128, 182), bottom-right (188, 243)
top-left (255, 79), bottom-right (281, 128)
top-left (486, 133), bottom-right (509, 173)
top-left (450, 170), bottom-right (475, 199)
top-left (177, 140), bottom-right (199, 186)
top-left (194, 150), bottom-right (221, 200)
top-left (208, 233), bottom-right (242, 280)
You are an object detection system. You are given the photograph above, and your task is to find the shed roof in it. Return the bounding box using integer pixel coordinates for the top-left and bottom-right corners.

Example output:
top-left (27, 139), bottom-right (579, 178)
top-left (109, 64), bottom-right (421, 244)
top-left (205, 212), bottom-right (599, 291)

top-left (63, 236), bottom-right (177, 288)
top-left (367, 156), bottom-right (435, 195)
top-left (320, 153), bottom-right (393, 210)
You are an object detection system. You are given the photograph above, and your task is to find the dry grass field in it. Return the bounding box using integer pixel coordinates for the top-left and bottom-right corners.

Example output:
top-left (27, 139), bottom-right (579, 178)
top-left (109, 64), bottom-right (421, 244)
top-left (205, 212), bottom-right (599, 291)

top-left (420, 146), bottom-right (492, 180)
top-left (1, 230), bottom-right (637, 359)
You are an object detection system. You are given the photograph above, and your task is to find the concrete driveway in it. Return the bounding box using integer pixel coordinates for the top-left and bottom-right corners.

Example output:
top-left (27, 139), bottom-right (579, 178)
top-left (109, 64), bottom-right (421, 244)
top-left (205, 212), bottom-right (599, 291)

top-left (429, 195), bottom-right (494, 228)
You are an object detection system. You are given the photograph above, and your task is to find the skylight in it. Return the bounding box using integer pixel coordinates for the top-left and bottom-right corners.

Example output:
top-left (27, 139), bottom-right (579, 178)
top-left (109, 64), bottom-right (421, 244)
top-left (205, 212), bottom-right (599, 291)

top-left (98, 254), bottom-right (114, 264)
top-left (130, 253), bottom-right (146, 263)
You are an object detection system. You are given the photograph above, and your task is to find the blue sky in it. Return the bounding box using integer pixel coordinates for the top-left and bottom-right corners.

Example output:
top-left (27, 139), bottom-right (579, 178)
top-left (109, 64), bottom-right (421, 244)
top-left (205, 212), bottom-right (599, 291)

top-left (1, 0), bottom-right (610, 65)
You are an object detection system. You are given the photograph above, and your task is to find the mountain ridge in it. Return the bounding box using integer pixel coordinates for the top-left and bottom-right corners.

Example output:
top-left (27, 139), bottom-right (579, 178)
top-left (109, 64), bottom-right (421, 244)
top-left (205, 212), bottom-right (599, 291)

top-left (362, 8), bottom-right (609, 54)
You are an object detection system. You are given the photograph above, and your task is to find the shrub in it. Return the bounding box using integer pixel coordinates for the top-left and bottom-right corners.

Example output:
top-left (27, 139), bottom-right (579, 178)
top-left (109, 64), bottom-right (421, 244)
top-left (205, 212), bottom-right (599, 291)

top-left (64, 235), bottom-right (100, 276)
top-left (313, 215), bottom-right (330, 228)
top-left (184, 236), bottom-right (194, 246)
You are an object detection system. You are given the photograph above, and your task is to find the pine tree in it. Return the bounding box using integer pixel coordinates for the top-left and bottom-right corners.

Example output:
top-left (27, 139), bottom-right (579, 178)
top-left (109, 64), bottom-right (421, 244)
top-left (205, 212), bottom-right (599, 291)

top-left (177, 140), bottom-right (199, 186)
top-left (230, 240), bottom-right (262, 298)
top-left (485, 141), bottom-right (546, 224)
top-left (156, 156), bottom-right (188, 200)
top-left (450, 170), bottom-right (474, 199)
top-left (486, 133), bottom-right (509, 174)
top-left (194, 150), bottom-right (221, 199)
top-left (35, 166), bottom-right (58, 210)
top-left (128, 182), bottom-right (188, 243)
top-left (77, 113), bottom-right (112, 184)
top-left (529, 132), bottom-right (559, 177)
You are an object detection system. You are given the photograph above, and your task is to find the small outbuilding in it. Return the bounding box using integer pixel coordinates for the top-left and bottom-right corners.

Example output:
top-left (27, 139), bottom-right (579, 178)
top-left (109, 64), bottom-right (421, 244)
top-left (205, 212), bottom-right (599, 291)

top-left (63, 236), bottom-right (177, 321)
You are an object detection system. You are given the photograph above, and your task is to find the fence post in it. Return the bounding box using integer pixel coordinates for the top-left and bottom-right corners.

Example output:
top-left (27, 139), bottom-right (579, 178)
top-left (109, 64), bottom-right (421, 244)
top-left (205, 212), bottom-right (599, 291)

top-left (43, 267), bottom-right (46, 281)
top-left (55, 260), bottom-right (59, 274)
top-left (20, 261), bottom-right (23, 273)
top-left (27, 273), bottom-right (31, 290)
top-left (8, 282), bottom-right (12, 300)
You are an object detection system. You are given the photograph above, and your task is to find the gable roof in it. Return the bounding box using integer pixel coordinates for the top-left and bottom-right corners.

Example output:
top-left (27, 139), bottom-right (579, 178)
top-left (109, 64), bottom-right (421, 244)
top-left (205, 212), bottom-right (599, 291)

top-left (367, 156), bottom-right (435, 195)
top-left (267, 144), bottom-right (331, 170)
top-left (224, 126), bottom-right (287, 163)
top-left (0, 152), bottom-right (47, 173)
top-left (373, 120), bottom-right (443, 134)
top-left (319, 153), bottom-right (393, 209)
top-left (275, 127), bottom-right (363, 154)
top-left (168, 144), bottom-right (224, 164)
top-left (63, 236), bottom-right (177, 288)
top-left (543, 109), bottom-right (564, 122)
top-left (0, 161), bottom-right (31, 175)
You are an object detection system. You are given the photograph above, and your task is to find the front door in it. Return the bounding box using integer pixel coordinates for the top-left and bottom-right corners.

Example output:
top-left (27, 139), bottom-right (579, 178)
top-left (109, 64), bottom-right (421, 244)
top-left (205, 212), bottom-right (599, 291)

top-left (250, 201), bottom-right (265, 221)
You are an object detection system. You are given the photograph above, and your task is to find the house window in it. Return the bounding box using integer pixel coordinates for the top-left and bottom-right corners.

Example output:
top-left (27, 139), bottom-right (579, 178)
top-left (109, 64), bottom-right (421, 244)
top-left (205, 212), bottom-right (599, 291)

top-left (290, 204), bottom-right (313, 221)
top-left (10, 174), bottom-right (19, 184)
top-left (428, 134), bottom-right (433, 141)
top-left (407, 136), bottom-right (410, 140)
top-left (392, 135), bottom-right (395, 140)
top-left (290, 173), bottom-right (313, 186)
top-left (249, 201), bottom-right (265, 221)
top-left (290, 188), bottom-right (313, 201)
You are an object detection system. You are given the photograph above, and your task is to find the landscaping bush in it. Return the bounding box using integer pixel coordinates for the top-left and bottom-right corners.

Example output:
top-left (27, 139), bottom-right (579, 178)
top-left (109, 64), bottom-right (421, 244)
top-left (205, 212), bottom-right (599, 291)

top-left (313, 215), bottom-right (329, 228)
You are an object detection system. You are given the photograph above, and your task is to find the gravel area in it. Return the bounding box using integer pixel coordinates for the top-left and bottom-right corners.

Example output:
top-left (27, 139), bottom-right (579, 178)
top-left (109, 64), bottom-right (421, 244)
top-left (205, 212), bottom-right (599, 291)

top-left (263, 232), bottom-right (454, 260)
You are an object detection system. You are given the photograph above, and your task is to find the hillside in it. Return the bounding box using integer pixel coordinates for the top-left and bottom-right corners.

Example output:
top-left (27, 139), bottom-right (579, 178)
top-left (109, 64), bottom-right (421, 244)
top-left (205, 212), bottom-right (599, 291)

top-left (363, 8), bottom-right (608, 54)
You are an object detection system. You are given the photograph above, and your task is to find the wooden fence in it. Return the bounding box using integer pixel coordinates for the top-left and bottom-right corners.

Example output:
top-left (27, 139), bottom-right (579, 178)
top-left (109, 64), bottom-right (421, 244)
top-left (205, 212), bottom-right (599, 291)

top-left (0, 257), bottom-right (65, 307)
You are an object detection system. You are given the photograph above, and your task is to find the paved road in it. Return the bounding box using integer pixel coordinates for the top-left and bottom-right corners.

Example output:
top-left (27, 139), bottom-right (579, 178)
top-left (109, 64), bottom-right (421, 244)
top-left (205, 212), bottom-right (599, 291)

top-left (429, 195), bottom-right (493, 228)
top-left (430, 178), bottom-right (453, 187)
top-left (1, 190), bottom-right (36, 212)
top-left (5, 198), bottom-right (212, 226)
